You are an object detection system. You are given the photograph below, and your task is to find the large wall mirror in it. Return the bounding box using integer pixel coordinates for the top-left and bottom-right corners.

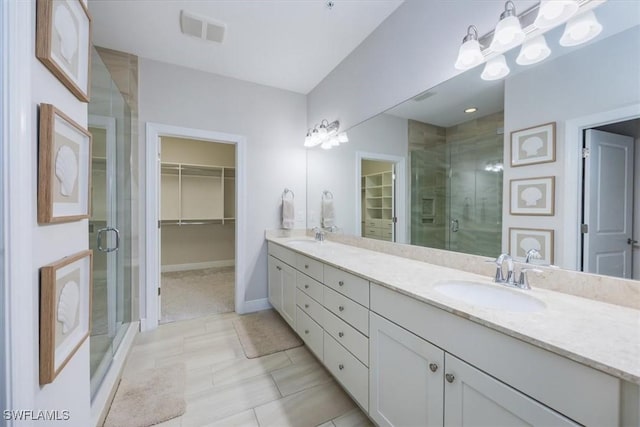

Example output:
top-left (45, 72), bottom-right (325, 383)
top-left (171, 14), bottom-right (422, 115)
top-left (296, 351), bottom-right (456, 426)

top-left (307, 0), bottom-right (640, 280)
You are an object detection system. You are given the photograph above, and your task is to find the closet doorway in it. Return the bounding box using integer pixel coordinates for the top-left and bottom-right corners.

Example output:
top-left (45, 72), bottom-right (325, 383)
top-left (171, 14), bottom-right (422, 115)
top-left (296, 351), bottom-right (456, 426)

top-left (159, 137), bottom-right (236, 324)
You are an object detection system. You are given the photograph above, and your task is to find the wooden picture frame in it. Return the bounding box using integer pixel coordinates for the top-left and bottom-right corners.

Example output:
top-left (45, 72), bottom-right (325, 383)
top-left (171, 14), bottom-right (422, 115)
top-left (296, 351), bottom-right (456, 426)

top-left (510, 176), bottom-right (555, 216)
top-left (38, 104), bottom-right (92, 224)
top-left (510, 122), bottom-right (556, 167)
top-left (40, 250), bottom-right (93, 385)
top-left (509, 228), bottom-right (554, 264)
top-left (36, 0), bottom-right (92, 102)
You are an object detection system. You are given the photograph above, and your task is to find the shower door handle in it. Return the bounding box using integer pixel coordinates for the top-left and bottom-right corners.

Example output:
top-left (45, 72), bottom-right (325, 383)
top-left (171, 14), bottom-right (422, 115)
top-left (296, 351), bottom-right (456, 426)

top-left (450, 219), bottom-right (459, 232)
top-left (97, 227), bottom-right (120, 252)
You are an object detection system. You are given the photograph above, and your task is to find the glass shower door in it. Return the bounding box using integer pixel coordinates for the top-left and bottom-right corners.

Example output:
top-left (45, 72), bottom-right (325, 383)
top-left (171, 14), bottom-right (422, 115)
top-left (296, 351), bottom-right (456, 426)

top-left (88, 49), bottom-right (132, 398)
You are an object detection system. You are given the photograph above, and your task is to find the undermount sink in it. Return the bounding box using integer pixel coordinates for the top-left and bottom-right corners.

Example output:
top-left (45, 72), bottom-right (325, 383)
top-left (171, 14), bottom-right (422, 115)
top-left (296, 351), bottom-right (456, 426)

top-left (433, 280), bottom-right (546, 312)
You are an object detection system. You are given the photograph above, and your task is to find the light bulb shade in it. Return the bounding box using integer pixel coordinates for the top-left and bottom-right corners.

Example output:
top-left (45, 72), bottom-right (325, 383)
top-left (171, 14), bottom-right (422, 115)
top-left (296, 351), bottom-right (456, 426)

top-left (329, 136), bottom-right (340, 147)
top-left (337, 132), bottom-right (349, 143)
top-left (559, 10), bottom-right (602, 47)
top-left (534, 0), bottom-right (579, 29)
top-left (455, 39), bottom-right (484, 70)
top-left (516, 35), bottom-right (551, 65)
top-left (481, 55), bottom-right (510, 80)
top-left (320, 140), bottom-right (333, 150)
top-left (490, 15), bottom-right (525, 53)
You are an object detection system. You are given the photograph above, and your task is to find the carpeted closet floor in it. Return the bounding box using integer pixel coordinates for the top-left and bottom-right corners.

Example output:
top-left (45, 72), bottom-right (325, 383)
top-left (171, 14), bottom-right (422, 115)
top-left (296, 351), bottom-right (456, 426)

top-left (161, 267), bottom-right (235, 324)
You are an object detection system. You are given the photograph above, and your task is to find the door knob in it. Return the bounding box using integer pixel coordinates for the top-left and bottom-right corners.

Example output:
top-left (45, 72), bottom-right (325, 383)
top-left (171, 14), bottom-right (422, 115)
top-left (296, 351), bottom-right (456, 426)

top-left (338, 332), bottom-right (344, 338)
top-left (445, 373), bottom-right (455, 383)
top-left (338, 280), bottom-right (344, 286)
top-left (628, 238), bottom-right (639, 245)
top-left (338, 305), bottom-right (344, 312)
top-left (429, 363), bottom-right (438, 372)
top-left (338, 364), bottom-right (344, 370)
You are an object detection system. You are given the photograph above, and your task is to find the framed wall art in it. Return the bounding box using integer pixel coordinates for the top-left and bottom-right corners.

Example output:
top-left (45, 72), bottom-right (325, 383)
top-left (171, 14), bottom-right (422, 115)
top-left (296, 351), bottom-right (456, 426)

top-left (36, 0), bottom-right (92, 102)
top-left (510, 176), bottom-right (555, 216)
top-left (38, 103), bottom-right (92, 224)
top-left (510, 122), bottom-right (555, 167)
top-left (509, 228), bottom-right (554, 265)
top-left (39, 250), bottom-right (93, 385)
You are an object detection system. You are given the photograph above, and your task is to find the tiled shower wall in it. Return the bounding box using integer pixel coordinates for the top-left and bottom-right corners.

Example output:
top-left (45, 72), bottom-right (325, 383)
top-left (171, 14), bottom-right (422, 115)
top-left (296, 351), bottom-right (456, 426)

top-left (409, 112), bottom-right (504, 257)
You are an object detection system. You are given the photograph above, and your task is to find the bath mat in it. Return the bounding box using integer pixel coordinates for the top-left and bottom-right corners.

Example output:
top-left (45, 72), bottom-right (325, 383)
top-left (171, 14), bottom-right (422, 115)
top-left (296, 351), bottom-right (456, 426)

top-left (103, 363), bottom-right (186, 427)
top-left (233, 309), bottom-right (303, 358)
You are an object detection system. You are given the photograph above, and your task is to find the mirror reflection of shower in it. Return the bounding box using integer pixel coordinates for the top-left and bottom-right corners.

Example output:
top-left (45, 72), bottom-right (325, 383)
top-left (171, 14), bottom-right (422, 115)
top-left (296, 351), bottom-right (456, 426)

top-left (410, 112), bottom-right (504, 257)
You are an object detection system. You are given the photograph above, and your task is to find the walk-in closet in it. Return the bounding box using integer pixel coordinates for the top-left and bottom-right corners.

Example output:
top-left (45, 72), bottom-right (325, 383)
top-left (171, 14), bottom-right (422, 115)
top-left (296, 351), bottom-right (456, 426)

top-left (159, 136), bottom-right (236, 323)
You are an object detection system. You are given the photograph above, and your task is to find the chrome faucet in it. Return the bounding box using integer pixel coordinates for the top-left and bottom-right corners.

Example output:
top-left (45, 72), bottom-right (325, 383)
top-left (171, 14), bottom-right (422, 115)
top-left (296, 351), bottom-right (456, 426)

top-left (312, 227), bottom-right (325, 242)
top-left (489, 253), bottom-right (514, 284)
top-left (516, 249), bottom-right (542, 290)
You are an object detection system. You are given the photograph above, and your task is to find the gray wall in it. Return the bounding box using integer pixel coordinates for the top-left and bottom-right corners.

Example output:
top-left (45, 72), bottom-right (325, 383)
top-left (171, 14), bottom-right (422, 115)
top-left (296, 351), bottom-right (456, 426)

top-left (139, 58), bottom-right (307, 303)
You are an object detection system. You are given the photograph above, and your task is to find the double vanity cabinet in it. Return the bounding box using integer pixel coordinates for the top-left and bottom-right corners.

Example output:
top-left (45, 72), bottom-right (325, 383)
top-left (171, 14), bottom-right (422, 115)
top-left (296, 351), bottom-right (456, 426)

top-left (267, 239), bottom-right (635, 427)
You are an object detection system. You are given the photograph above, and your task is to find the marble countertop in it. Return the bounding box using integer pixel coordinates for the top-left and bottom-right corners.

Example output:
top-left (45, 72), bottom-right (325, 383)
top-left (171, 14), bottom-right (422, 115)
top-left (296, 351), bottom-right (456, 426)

top-left (266, 235), bottom-right (640, 385)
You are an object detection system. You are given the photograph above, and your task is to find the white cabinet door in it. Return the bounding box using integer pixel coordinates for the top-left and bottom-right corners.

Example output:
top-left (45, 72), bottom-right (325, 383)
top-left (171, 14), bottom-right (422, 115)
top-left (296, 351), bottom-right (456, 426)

top-left (267, 256), bottom-right (282, 312)
top-left (369, 313), bottom-right (444, 427)
top-left (444, 354), bottom-right (578, 427)
top-left (280, 262), bottom-right (296, 328)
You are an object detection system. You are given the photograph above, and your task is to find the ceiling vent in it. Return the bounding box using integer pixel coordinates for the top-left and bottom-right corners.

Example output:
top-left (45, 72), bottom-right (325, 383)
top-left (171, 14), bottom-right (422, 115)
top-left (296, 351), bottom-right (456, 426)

top-left (180, 10), bottom-right (226, 43)
top-left (412, 91), bottom-right (436, 102)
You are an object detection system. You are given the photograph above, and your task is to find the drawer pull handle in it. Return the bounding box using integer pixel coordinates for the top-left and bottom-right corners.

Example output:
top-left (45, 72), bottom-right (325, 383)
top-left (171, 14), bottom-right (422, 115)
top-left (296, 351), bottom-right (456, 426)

top-left (445, 373), bottom-right (455, 383)
top-left (276, 266), bottom-right (281, 271)
top-left (429, 363), bottom-right (438, 373)
top-left (305, 264), bottom-right (309, 269)
top-left (338, 332), bottom-right (344, 338)
top-left (338, 305), bottom-right (345, 312)
top-left (338, 280), bottom-right (344, 286)
top-left (338, 364), bottom-right (344, 371)
top-left (304, 304), bottom-right (309, 309)
top-left (304, 330), bottom-right (309, 335)
top-left (304, 284), bottom-right (309, 289)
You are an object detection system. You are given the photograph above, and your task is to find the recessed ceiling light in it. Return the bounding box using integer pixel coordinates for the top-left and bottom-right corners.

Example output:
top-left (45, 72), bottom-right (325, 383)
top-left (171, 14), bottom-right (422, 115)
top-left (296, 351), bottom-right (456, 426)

top-left (464, 107), bottom-right (478, 113)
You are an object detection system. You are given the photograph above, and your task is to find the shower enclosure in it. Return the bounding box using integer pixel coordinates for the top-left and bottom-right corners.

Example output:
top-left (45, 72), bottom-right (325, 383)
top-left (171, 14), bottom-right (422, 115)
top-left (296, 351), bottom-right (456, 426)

top-left (88, 49), bottom-right (133, 397)
top-left (410, 112), bottom-right (504, 257)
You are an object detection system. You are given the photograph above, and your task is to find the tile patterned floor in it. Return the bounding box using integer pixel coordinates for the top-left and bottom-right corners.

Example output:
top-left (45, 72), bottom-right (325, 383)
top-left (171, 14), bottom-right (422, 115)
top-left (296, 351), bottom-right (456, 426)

top-left (117, 312), bottom-right (373, 427)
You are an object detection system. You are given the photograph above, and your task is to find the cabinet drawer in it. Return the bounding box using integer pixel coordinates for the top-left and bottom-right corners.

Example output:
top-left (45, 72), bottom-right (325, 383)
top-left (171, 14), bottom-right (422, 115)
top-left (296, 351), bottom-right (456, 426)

top-left (296, 254), bottom-right (323, 282)
top-left (296, 307), bottom-right (323, 361)
top-left (380, 220), bottom-right (393, 230)
top-left (296, 288), bottom-right (323, 325)
top-left (323, 308), bottom-right (368, 366)
top-left (296, 271), bottom-right (323, 303)
top-left (365, 220), bottom-right (377, 228)
top-left (324, 332), bottom-right (369, 411)
top-left (364, 228), bottom-right (379, 237)
top-left (324, 265), bottom-right (369, 307)
top-left (323, 287), bottom-right (369, 336)
top-left (268, 242), bottom-right (296, 266)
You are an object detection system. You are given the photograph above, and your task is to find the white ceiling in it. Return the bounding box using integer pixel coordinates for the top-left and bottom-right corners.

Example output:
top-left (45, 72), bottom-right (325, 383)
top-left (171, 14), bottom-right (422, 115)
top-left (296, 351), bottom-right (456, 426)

top-left (89, 0), bottom-right (404, 94)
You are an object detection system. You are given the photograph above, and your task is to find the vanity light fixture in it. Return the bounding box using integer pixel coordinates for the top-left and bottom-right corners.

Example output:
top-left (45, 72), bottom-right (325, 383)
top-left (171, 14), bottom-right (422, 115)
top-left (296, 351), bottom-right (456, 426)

top-left (534, 0), bottom-right (579, 29)
top-left (454, 25), bottom-right (485, 70)
top-left (304, 119), bottom-right (348, 149)
top-left (481, 54), bottom-right (510, 81)
top-left (559, 10), bottom-right (603, 47)
top-left (464, 107), bottom-right (478, 113)
top-left (516, 34), bottom-right (551, 65)
top-left (489, 1), bottom-right (525, 54)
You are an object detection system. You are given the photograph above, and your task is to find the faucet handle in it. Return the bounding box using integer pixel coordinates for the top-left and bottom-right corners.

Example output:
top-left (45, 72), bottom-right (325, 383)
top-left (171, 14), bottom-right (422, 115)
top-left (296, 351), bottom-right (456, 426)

top-left (517, 268), bottom-right (542, 290)
top-left (485, 259), bottom-right (504, 282)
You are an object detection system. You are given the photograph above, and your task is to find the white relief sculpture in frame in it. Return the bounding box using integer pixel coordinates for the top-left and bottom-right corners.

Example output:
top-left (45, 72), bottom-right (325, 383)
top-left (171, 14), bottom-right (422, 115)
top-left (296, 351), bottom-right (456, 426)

top-left (38, 103), bottom-right (92, 224)
top-left (511, 122), bottom-right (556, 167)
top-left (509, 228), bottom-right (554, 264)
top-left (36, 0), bottom-right (92, 102)
top-left (510, 176), bottom-right (555, 216)
top-left (40, 250), bottom-right (93, 385)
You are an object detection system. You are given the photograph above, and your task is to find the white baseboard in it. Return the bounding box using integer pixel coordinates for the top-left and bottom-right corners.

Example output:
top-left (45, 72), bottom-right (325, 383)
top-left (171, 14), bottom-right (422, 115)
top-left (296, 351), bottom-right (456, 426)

top-left (161, 260), bottom-right (234, 273)
top-left (240, 298), bottom-right (272, 314)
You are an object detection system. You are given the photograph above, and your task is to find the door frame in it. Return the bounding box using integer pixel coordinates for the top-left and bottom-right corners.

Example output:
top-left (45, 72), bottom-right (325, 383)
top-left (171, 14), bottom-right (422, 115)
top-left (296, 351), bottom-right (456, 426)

top-left (355, 152), bottom-right (407, 244)
top-left (145, 123), bottom-right (247, 331)
top-left (563, 103), bottom-right (640, 270)
top-left (1, 0), bottom-right (36, 419)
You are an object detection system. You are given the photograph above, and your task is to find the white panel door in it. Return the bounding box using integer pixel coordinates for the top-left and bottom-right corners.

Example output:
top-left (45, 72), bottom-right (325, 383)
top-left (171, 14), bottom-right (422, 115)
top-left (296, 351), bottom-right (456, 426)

top-left (444, 354), bottom-right (578, 427)
top-left (369, 312), bottom-right (444, 427)
top-left (280, 262), bottom-right (297, 328)
top-left (267, 256), bottom-right (282, 312)
top-left (584, 129), bottom-right (635, 278)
